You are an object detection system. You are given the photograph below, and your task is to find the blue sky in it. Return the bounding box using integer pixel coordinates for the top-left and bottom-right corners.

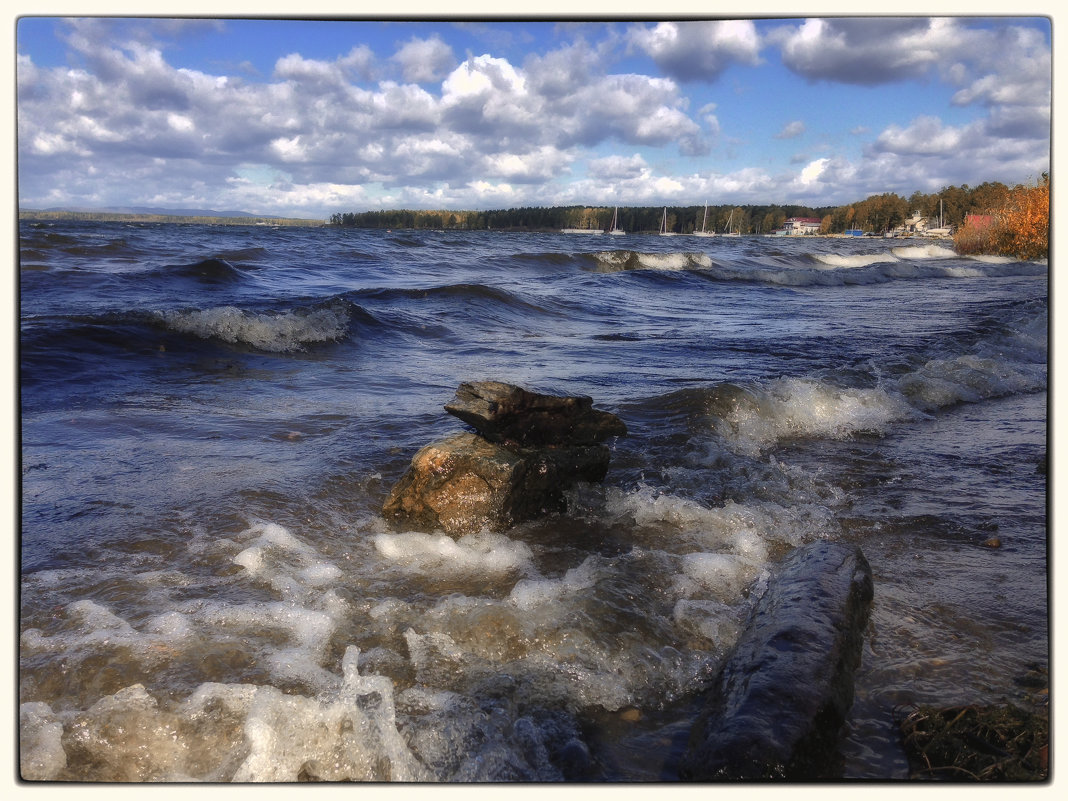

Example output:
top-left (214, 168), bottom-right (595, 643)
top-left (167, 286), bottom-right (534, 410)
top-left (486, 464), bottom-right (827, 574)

top-left (15, 15), bottom-right (1053, 219)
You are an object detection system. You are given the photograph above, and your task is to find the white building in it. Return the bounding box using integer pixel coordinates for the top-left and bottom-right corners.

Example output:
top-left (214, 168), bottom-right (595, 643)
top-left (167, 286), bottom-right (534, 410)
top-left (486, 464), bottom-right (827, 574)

top-left (782, 217), bottom-right (822, 235)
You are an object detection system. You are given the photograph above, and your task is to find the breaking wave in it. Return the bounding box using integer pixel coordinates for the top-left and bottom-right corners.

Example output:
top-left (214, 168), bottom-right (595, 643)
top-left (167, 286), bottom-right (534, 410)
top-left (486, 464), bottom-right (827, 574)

top-left (156, 301), bottom-right (352, 352)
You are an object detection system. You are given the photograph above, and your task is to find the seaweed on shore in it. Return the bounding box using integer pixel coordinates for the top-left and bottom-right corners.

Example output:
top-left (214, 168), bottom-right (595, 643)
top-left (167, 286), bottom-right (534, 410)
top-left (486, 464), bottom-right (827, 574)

top-left (896, 702), bottom-right (1048, 781)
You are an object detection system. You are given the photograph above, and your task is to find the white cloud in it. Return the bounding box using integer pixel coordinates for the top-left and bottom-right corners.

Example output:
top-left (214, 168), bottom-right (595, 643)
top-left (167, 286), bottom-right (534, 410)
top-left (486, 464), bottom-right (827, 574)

top-left (270, 135), bottom-right (308, 162)
top-left (874, 115), bottom-right (967, 156)
top-left (587, 153), bottom-right (649, 181)
top-left (771, 18), bottom-right (953, 85)
top-left (776, 120), bottom-right (805, 139)
top-left (629, 20), bottom-right (762, 82)
top-left (15, 18), bottom-right (1050, 217)
top-left (392, 36), bottom-right (454, 83)
top-left (798, 158), bottom-right (829, 184)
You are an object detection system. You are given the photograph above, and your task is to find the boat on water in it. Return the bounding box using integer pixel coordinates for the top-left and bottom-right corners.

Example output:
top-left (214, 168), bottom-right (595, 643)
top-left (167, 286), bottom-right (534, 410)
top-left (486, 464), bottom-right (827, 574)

top-left (608, 206), bottom-right (625, 235)
top-left (658, 207), bottom-right (676, 237)
top-left (723, 209), bottom-right (741, 236)
top-left (692, 204), bottom-right (714, 237)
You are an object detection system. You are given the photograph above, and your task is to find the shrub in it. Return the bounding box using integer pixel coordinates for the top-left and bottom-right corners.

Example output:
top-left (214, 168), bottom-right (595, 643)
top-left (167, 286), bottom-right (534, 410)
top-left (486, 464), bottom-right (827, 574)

top-left (954, 176), bottom-right (1049, 260)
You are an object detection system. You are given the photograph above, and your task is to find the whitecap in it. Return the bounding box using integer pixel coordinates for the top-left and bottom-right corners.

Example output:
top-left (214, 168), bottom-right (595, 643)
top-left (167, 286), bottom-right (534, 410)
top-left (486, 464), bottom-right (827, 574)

top-left (157, 303), bottom-right (349, 352)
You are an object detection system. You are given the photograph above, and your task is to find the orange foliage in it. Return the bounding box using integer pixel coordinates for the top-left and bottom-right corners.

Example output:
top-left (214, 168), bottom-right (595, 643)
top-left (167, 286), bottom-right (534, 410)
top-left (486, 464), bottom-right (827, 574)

top-left (954, 176), bottom-right (1049, 260)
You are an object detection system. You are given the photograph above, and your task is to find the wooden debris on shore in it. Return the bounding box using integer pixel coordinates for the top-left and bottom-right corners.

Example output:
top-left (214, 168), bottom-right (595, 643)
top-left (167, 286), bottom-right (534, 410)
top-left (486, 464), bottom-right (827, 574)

top-left (897, 702), bottom-right (1048, 780)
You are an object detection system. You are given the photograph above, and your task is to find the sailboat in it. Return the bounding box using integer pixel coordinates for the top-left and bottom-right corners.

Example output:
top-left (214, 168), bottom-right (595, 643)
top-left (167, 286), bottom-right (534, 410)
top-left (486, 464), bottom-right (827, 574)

top-left (659, 207), bottom-right (676, 237)
top-left (608, 206), bottom-right (625, 235)
top-left (723, 209), bottom-right (741, 237)
top-left (692, 204), bottom-right (714, 237)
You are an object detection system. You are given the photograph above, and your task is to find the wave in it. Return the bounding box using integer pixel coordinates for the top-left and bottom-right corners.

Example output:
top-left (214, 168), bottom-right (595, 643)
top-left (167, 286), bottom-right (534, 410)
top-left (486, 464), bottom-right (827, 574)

top-left (580, 246), bottom-right (1045, 288)
top-left (213, 247), bottom-right (269, 262)
top-left (890, 243), bottom-right (959, 260)
top-left (156, 300), bottom-right (354, 353)
top-left (629, 301), bottom-right (1047, 456)
top-left (160, 257), bottom-right (254, 284)
top-left (810, 252), bottom-right (900, 269)
top-left (696, 378), bottom-right (917, 457)
top-left (585, 250), bottom-right (714, 273)
top-left (710, 258), bottom-right (1045, 288)
top-left (355, 282), bottom-right (563, 318)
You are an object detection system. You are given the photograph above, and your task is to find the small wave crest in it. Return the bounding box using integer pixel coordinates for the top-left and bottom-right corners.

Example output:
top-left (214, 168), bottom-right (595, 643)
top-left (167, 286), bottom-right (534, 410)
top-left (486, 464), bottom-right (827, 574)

top-left (706, 379), bottom-right (917, 456)
top-left (164, 258), bottom-right (251, 284)
top-left (890, 244), bottom-right (958, 260)
top-left (357, 282), bottom-right (559, 318)
top-left (156, 301), bottom-right (352, 352)
top-left (587, 250), bottom-right (713, 273)
top-left (811, 252), bottom-right (899, 269)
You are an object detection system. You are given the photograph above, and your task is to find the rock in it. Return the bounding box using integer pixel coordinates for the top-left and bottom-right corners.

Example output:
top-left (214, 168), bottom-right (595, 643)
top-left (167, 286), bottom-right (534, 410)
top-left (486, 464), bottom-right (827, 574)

top-left (382, 432), bottom-right (611, 535)
top-left (444, 381), bottom-right (627, 447)
top-left (383, 382), bottom-right (626, 535)
top-left (678, 540), bottom-right (874, 781)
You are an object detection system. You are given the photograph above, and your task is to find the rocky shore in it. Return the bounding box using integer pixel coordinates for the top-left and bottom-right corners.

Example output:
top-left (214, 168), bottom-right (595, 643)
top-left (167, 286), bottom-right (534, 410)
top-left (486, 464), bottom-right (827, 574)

top-left (383, 381), bottom-right (876, 780)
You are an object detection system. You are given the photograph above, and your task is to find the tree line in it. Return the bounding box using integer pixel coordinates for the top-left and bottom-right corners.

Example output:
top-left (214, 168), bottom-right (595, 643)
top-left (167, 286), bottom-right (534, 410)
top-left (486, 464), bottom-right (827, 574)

top-left (329, 204), bottom-right (832, 234)
top-left (329, 181), bottom-right (1032, 235)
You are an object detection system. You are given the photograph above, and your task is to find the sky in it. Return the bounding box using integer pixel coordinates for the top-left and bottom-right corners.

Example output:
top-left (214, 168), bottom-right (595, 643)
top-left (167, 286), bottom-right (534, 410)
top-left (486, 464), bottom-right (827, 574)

top-left (14, 13), bottom-right (1053, 220)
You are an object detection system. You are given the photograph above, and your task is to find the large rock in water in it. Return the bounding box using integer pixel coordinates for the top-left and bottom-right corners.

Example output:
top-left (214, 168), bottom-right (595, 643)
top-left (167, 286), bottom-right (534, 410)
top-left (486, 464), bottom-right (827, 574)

top-left (444, 381), bottom-right (627, 446)
top-left (382, 383), bottom-right (627, 535)
top-left (678, 540), bottom-right (874, 780)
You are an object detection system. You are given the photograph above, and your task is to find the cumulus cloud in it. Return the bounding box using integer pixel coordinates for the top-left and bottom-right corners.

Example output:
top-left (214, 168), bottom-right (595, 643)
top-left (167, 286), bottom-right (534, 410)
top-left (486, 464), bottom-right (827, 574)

top-left (629, 20), bottom-right (762, 82)
top-left (587, 153), bottom-right (649, 181)
top-left (874, 115), bottom-right (967, 156)
top-left (391, 35), bottom-right (454, 83)
top-left (771, 17), bottom-right (954, 85)
top-left (15, 17), bottom-right (1050, 216)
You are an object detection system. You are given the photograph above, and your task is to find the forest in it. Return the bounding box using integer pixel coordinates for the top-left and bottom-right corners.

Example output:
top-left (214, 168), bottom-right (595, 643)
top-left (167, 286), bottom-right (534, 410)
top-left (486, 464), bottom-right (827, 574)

top-left (328, 181), bottom-right (1029, 236)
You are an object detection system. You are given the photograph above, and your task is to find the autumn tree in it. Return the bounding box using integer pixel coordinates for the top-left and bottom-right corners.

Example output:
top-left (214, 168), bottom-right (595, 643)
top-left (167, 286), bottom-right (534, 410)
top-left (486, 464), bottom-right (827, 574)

top-left (953, 175), bottom-right (1048, 259)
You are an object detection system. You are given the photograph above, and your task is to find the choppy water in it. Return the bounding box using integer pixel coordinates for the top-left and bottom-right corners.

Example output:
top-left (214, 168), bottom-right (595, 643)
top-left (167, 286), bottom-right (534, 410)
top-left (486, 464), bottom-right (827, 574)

top-left (19, 221), bottom-right (1048, 781)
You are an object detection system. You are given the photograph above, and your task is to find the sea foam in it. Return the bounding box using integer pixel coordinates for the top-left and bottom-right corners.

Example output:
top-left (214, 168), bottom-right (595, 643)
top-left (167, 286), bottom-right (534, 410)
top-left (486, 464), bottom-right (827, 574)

top-left (374, 530), bottom-right (535, 578)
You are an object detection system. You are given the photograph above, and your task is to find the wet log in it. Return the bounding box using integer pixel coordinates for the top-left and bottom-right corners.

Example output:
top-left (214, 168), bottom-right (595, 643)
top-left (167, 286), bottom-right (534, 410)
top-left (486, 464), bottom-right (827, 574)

top-left (679, 540), bottom-right (874, 780)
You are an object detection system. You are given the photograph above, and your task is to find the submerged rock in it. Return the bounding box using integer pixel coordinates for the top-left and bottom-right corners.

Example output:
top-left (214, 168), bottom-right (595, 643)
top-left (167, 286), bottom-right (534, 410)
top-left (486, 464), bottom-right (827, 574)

top-left (678, 540), bottom-right (874, 781)
top-left (383, 382), bottom-right (625, 535)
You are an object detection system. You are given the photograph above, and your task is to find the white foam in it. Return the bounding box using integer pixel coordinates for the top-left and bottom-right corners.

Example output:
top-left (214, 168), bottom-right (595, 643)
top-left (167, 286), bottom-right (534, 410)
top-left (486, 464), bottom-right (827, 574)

top-left (605, 485), bottom-right (829, 552)
top-left (813, 252), bottom-right (899, 269)
top-left (672, 598), bottom-right (744, 649)
top-left (714, 377), bottom-right (916, 455)
top-left (158, 303), bottom-right (349, 352)
top-left (968, 254), bottom-right (1018, 264)
top-left (890, 244), bottom-right (958, 259)
top-left (233, 522), bottom-right (345, 602)
top-left (509, 556), bottom-right (599, 611)
top-left (677, 551), bottom-right (759, 601)
top-left (634, 251), bottom-right (706, 271)
top-left (897, 354), bottom-right (1046, 411)
top-left (143, 611), bottom-right (195, 639)
top-left (21, 599), bottom-right (139, 654)
top-left (45, 647), bottom-right (428, 781)
top-left (591, 250), bottom-right (710, 272)
top-left (374, 530), bottom-right (534, 577)
top-left (19, 702), bottom-right (67, 781)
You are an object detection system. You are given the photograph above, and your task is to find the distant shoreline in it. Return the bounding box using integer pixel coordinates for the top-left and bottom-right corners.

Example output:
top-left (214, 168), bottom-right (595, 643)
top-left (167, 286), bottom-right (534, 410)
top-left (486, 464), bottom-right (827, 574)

top-left (18, 210), bottom-right (326, 226)
top-left (17, 211), bottom-right (959, 240)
